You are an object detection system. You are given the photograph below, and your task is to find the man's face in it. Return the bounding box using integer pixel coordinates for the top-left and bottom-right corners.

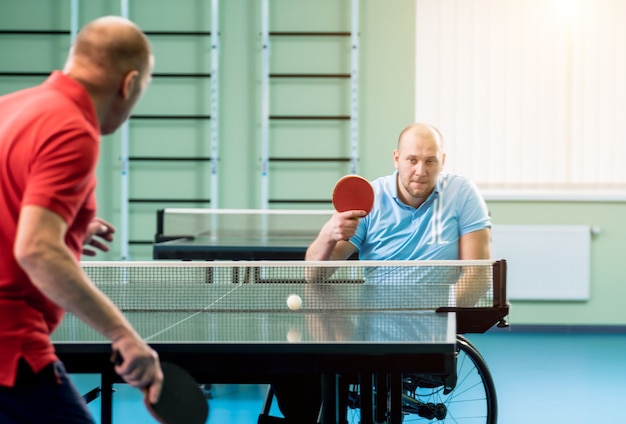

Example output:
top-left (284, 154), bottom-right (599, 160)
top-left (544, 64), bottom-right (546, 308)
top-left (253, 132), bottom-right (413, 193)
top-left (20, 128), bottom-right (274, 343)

top-left (393, 132), bottom-right (445, 207)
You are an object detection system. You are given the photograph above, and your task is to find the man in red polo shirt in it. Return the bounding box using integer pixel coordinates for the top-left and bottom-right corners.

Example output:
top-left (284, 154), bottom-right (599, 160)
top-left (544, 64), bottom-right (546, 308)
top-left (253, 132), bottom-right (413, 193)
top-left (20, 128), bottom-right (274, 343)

top-left (0, 16), bottom-right (162, 423)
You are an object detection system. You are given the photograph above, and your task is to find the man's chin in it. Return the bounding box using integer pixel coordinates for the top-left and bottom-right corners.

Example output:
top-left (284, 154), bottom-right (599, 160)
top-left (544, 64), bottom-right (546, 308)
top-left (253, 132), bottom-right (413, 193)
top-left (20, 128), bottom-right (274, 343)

top-left (411, 183), bottom-right (429, 192)
top-left (409, 185), bottom-right (433, 198)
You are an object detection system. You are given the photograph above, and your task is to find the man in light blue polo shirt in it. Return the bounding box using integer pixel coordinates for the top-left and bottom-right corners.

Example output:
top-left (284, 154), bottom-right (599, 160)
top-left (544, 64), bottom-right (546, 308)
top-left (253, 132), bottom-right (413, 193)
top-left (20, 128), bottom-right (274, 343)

top-left (352, 160), bottom-right (489, 262)
top-left (273, 123), bottom-right (492, 424)
top-left (305, 122), bottom-right (492, 305)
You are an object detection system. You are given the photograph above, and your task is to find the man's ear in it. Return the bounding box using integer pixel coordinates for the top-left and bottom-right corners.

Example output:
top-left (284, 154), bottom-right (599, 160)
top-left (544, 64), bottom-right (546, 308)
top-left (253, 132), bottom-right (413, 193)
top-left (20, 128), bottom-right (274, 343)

top-left (121, 70), bottom-right (139, 100)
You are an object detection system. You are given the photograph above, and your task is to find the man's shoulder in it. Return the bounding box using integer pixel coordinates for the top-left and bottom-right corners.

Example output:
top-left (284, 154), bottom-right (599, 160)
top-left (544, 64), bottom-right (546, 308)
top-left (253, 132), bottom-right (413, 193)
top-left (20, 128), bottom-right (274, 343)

top-left (0, 84), bottom-right (42, 108)
top-left (439, 173), bottom-right (486, 207)
top-left (370, 172), bottom-right (395, 190)
top-left (440, 171), bottom-right (471, 181)
top-left (439, 172), bottom-right (475, 189)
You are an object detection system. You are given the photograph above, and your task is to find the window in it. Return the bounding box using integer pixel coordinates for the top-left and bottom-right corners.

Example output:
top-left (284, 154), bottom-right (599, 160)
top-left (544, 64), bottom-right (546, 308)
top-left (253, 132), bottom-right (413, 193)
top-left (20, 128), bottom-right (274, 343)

top-left (415, 0), bottom-right (626, 199)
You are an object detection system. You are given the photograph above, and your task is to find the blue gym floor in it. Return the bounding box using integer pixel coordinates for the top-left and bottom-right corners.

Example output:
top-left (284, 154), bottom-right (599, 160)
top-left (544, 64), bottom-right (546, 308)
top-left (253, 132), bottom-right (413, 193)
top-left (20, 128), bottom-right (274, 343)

top-left (72, 329), bottom-right (626, 423)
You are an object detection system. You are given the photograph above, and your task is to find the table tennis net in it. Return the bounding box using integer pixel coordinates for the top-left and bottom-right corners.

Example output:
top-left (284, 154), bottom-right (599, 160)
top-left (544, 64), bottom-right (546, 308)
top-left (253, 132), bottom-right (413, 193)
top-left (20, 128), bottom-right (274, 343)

top-left (81, 260), bottom-right (499, 312)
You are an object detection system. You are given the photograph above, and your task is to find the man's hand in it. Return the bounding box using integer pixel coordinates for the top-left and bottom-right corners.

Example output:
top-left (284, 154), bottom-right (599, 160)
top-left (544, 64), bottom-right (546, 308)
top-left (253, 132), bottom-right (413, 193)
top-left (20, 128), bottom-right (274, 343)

top-left (83, 218), bottom-right (115, 256)
top-left (112, 336), bottom-right (164, 404)
top-left (304, 210), bottom-right (364, 264)
top-left (322, 210), bottom-right (367, 242)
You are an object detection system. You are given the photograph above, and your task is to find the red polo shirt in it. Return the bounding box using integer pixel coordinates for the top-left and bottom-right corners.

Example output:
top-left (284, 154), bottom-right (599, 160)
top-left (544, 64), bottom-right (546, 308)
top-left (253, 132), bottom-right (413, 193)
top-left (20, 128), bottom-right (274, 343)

top-left (0, 71), bottom-right (100, 387)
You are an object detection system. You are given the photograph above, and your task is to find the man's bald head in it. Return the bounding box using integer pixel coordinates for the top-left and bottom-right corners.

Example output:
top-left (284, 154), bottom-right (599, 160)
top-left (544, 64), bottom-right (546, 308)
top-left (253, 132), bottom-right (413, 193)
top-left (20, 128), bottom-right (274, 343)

top-left (66, 16), bottom-right (152, 87)
top-left (397, 123), bottom-right (444, 152)
top-left (63, 16), bottom-right (154, 135)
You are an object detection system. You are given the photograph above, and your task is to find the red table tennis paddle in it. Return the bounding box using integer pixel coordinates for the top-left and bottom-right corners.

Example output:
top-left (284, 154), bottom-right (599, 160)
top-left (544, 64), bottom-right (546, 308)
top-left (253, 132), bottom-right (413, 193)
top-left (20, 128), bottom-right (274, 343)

top-left (332, 174), bottom-right (375, 214)
top-left (112, 352), bottom-right (208, 424)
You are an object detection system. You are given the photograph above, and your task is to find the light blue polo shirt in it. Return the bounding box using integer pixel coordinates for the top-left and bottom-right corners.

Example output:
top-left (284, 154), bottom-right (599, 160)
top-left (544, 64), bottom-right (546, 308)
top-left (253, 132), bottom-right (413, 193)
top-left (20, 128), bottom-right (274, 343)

top-left (350, 171), bottom-right (491, 261)
top-left (349, 170), bottom-right (490, 299)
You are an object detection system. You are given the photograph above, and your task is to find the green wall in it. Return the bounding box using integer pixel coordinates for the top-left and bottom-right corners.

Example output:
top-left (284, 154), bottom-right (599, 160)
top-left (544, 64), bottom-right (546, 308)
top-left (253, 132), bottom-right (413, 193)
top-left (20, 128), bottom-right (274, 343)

top-left (2, 0), bottom-right (624, 327)
top-left (488, 201), bottom-right (626, 326)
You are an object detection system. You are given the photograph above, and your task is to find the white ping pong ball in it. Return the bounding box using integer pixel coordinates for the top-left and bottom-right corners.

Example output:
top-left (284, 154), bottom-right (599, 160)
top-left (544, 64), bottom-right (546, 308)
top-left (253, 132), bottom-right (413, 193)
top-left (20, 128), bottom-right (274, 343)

top-left (287, 294), bottom-right (302, 311)
top-left (287, 328), bottom-right (302, 343)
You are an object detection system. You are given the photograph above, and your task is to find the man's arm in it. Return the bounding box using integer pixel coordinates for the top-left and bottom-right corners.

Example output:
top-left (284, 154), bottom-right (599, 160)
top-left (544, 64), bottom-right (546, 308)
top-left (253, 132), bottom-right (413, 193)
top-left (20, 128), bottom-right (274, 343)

top-left (456, 227), bottom-right (492, 307)
top-left (304, 210), bottom-right (363, 282)
top-left (14, 205), bottom-right (163, 403)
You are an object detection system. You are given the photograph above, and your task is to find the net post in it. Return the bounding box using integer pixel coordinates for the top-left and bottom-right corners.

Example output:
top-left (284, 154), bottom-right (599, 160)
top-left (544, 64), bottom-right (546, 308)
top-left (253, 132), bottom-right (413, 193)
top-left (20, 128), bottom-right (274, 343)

top-left (492, 259), bottom-right (507, 308)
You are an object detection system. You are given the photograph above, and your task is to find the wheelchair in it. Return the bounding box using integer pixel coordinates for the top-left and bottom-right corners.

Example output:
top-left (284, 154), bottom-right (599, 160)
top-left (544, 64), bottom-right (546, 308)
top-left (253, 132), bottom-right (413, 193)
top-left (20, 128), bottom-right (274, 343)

top-left (259, 334), bottom-right (499, 424)
top-left (258, 260), bottom-right (509, 423)
top-left (345, 334), bottom-right (497, 424)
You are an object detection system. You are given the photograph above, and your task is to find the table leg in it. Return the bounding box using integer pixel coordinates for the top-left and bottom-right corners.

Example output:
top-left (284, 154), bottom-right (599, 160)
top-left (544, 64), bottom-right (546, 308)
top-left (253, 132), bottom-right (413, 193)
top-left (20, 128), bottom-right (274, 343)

top-left (389, 373), bottom-right (403, 424)
top-left (360, 374), bottom-right (374, 423)
top-left (320, 373), bottom-right (338, 424)
top-left (375, 373), bottom-right (388, 423)
top-left (100, 371), bottom-right (114, 424)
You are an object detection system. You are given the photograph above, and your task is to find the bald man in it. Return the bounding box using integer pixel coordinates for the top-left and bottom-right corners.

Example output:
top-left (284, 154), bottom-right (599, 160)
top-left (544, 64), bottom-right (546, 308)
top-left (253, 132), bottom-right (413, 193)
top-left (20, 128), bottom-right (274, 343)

top-left (273, 123), bottom-right (492, 423)
top-left (306, 123), bottom-right (491, 299)
top-left (0, 16), bottom-right (159, 423)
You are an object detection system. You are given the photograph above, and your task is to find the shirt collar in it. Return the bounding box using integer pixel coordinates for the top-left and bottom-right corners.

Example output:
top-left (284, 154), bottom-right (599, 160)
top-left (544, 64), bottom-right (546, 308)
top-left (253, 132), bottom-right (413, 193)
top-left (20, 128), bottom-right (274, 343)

top-left (43, 71), bottom-right (99, 132)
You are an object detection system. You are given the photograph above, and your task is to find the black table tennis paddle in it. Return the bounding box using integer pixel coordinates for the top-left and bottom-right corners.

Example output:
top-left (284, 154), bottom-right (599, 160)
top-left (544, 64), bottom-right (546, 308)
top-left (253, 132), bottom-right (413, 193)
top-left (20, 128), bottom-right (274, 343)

top-left (112, 351), bottom-right (208, 424)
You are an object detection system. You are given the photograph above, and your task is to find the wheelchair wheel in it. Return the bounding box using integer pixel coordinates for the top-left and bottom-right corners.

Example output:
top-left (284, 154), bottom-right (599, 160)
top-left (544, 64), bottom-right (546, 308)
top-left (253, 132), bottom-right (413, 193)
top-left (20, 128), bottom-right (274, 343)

top-left (401, 334), bottom-right (497, 423)
top-left (346, 335), bottom-right (497, 423)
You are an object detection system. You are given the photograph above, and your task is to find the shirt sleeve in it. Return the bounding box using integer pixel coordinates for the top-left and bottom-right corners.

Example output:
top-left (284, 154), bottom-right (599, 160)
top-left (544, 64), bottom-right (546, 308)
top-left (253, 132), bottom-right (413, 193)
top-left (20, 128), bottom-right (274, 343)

top-left (22, 126), bottom-right (98, 224)
top-left (457, 178), bottom-right (491, 236)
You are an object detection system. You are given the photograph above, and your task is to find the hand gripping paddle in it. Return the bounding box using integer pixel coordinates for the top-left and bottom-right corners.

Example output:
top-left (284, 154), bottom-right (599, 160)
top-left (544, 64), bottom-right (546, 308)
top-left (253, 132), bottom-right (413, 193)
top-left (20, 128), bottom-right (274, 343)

top-left (332, 175), bottom-right (375, 214)
top-left (112, 352), bottom-right (208, 424)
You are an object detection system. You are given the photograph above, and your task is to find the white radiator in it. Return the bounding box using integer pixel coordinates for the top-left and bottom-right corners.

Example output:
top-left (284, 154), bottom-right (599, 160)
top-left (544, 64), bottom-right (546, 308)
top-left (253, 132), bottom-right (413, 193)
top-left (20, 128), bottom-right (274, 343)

top-left (490, 225), bottom-right (591, 300)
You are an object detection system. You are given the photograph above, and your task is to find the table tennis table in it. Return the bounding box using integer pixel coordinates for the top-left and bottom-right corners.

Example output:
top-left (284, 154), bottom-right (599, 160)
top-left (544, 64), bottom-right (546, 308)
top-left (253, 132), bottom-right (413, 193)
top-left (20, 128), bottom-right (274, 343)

top-left (152, 208), bottom-right (338, 260)
top-left (51, 259), bottom-right (508, 424)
